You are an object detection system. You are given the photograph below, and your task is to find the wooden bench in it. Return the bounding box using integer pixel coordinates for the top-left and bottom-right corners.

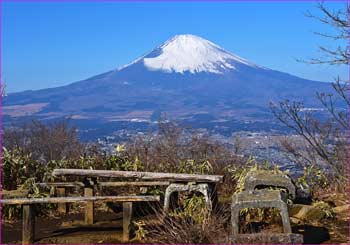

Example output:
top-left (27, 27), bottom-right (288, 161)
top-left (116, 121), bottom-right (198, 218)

top-left (37, 181), bottom-right (170, 216)
top-left (0, 195), bottom-right (160, 244)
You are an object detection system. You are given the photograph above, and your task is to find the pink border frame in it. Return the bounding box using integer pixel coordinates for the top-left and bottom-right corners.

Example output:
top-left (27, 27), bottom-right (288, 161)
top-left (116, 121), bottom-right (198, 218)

top-left (0, 0), bottom-right (349, 244)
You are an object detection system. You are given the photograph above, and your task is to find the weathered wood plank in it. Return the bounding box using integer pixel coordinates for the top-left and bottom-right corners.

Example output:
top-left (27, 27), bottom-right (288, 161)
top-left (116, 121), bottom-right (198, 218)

top-left (52, 169), bottom-right (223, 183)
top-left (123, 202), bottom-right (132, 242)
top-left (99, 181), bottom-right (170, 187)
top-left (56, 187), bottom-right (68, 214)
top-left (36, 182), bottom-right (84, 188)
top-left (0, 195), bottom-right (160, 205)
top-left (84, 187), bottom-right (94, 225)
top-left (2, 189), bottom-right (29, 199)
top-left (22, 205), bottom-right (35, 244)
top-left (37, 181), bottom-right (170, 188)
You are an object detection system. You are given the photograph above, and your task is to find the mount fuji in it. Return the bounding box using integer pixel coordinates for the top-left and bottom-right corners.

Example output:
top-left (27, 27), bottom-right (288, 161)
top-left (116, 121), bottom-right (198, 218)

top-left (4, 34), bottom-right (333, 138)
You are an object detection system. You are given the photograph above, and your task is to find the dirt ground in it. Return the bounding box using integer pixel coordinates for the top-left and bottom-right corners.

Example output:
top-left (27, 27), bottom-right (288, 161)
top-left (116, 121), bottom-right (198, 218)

top-left (2, 210), bottom-right (128, 244)
top-left (2, 206), bottom-right (349, 244)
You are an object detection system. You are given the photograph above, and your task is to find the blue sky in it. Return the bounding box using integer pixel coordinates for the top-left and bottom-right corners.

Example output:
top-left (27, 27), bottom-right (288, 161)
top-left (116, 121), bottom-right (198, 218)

top-left (2, 1), bottom-right (348, 93)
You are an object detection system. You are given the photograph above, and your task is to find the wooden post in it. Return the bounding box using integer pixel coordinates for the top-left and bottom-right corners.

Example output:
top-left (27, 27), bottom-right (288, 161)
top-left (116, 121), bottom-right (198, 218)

top-left (84, 187), bottom-right (94, 225)
top-left (22, 205), bottom-right (35, 244)
top-left (122, 202), bottom-right (132, 242)
top-left (56, 187), bottom-right (68, 214)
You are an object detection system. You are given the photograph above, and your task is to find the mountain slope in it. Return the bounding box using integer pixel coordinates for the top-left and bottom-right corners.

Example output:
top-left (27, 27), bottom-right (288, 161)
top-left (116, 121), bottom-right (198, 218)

top-left (4, 34), bottom-right (332, 127)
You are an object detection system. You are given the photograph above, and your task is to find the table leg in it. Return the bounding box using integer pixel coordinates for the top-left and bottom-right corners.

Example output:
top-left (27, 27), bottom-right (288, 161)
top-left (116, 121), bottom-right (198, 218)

top-left (22, 204), bottom-right (35, 244)
top-left (123, 202), bottom-right (133, 242)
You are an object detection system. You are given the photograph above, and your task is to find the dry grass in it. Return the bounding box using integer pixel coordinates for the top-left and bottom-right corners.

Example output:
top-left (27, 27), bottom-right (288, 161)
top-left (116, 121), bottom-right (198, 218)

top-left (146, 207), bottom-right (231, 244)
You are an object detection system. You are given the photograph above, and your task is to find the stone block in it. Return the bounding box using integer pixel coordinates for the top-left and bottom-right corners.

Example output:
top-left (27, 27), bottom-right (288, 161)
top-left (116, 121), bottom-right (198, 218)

top-left (231, 233), bottom-right (303, 244)
top-left (244, 170), bottom-right (296, 199)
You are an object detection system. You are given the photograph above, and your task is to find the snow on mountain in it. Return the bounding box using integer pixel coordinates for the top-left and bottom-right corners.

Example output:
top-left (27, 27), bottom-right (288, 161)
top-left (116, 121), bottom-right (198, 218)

top-left (4, 33), bottom-right (333, 134)
top-left (120, 34), bottom-right (260, 74)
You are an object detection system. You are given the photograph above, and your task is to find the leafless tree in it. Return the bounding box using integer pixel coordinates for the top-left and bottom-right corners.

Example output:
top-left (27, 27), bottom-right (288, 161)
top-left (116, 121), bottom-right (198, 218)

top-left (1, 82), bottom-right (6, 98)
top-left (270, 2), bottom-right (349, 177)
top-left (3, 119), bottom-right (83, 162)
top-left (304, 2), bottom-right (349, 65)
top-left (232, 135), bottom-right (247, 155)
top-left (127, 118), bottom-right (241, 175)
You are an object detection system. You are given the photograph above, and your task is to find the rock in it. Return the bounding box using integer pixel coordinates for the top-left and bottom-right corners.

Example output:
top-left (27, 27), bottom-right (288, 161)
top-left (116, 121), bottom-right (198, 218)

top-left (293, 205), bottom-right (313, 219)
top-left (305, 207), bottom-right (326, 221)
top-left (289, 204), bottom-right (305, 216)
top-left (290, 217), bottom-right (302, 224)
top-left (243, 170), bottom-right (296, 199)
top-left (333, 204), bottom-right (350, 214)
top-left (295, 182), bottom-right (311, 200)
top-left (231, 233), bottom-right (303, 244)
top-left (319, 193), bottom-right (347, 207)
top-left (293, 204), bottom-right (326, 222)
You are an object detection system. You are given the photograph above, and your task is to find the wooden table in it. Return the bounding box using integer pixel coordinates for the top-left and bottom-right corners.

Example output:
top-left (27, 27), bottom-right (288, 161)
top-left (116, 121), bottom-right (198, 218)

top-left (52, 168), bottom-right (223, 212)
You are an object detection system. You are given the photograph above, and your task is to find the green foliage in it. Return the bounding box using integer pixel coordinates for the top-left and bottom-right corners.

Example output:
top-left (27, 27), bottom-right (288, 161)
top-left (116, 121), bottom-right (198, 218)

top-left (1, 143), bottom-right (147, 221)
top-left (313, 201), bottom-right (334, 219)
top-left (3, 147), bottom-right (68, 189)
top-left (120, 156), bottom-right (144, 171)
top-left (103, 145), bottom-right (144, 171)
top-left (295, 163), bottom-right (335, 201)
top-left (239, 207), bottom-right (281, 227)
top-left (4, 147), bottom-right (70, 189)
top-left (145, 186), bottom-right (164, 196)
top-left (2, 206), bottom-right (18, 220)
top-left (178, 159), bottom-right (213, 174)
top-left (1, 143), bottom-right (145, 190)
top-left (134, 220), bottom-right (148, 240)
top-left (296, 164), bottom-right (328, 194)
top-left (169, 194), bottom-right (208, 224)
top-left (2, 147), bottom-right (30, 190)
top-left (1, 176), bottom-right (52, 219)
top-left (227, 157), bottom-right (290, 194)
top-left (182, 194), bottom-right (208, 223)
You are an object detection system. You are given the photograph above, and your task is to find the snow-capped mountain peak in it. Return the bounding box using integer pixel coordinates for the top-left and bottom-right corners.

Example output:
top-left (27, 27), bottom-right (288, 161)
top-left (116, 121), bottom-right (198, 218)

top-left (120, 34), bottom-right (259, 74)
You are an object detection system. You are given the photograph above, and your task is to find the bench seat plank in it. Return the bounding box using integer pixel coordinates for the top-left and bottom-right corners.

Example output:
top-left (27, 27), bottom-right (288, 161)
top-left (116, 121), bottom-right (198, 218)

top-left (0, 195), bottom-right (160, 205)
top-left (37, 181), bottom-right (170, 188)
top-left (99, 181), bottom-right (170, 187)
top-left (36, 182), bottom-right (85, 188)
